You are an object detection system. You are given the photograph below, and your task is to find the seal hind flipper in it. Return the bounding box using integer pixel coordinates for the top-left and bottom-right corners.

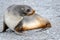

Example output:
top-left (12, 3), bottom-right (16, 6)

top-left (2, 22), bottom-right (9, 32)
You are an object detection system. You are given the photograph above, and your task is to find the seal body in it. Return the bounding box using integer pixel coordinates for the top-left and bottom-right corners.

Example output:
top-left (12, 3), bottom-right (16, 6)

top-left (23, 14), bottom-right (51, 30)
top-left (15, 14), bottom-right (51, 32)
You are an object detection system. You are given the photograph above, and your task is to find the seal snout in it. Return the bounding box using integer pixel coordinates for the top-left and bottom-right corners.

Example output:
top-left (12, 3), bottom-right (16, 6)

top-left (27, 9), bottom-right (35, 16)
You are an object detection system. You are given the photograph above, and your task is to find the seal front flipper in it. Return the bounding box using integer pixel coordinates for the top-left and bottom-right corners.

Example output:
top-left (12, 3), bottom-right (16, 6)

top-left (14, 20), bottom-right (23, 32)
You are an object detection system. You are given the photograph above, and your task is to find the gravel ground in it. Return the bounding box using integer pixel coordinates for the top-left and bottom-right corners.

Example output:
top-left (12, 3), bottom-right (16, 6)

top-left (0, 0), bottom-right (60, 40)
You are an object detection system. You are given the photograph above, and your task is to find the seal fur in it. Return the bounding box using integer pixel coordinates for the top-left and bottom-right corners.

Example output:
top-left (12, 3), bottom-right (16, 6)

top-left (2, 5), bottom-right (51, 34)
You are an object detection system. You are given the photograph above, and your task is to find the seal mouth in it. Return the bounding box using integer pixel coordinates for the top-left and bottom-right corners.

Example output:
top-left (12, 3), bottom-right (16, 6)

top-left (27, 9), bottom-right (35, 16)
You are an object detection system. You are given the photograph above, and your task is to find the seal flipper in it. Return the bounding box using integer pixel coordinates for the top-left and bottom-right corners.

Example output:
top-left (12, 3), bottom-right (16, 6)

top-left (2, 22), bottom-right (9, 32)
top-left (14, 20), bottom-right (23, 33)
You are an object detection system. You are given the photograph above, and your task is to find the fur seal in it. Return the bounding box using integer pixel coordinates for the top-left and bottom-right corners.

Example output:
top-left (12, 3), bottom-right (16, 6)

top-left (3, 5), bottom-right (51, 34)
top-left (3, 5), bottom-right (35, 32)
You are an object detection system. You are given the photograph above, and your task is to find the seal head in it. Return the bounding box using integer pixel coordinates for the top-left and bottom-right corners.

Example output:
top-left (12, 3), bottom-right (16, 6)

top-left (4, 5), bottom-right (35, 31)
top-left (8, 5), bottom-right (35, 16)
top-left (20, 5), bottom-right (35, 16)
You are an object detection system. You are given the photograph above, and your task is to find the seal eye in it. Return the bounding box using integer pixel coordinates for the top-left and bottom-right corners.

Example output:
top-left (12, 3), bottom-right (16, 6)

top-left (26, 9), bottom-right (30, 12)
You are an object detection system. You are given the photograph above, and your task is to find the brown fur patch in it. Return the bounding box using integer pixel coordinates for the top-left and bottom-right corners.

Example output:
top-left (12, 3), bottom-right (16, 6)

top-left (15, 27), bottom-right (23, 32)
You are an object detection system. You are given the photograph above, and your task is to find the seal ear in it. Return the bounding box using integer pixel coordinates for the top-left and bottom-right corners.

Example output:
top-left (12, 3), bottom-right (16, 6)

top-left (5, 12), bottom-right (23, 31)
